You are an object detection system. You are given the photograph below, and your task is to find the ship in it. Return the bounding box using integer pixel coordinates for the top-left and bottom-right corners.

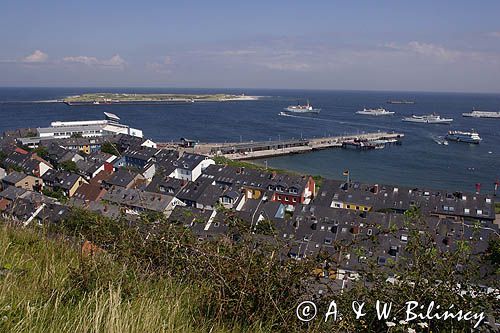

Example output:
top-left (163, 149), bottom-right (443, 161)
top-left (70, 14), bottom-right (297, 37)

top-left (445, 130), bottom-right (482, 144)
top-left (356, 107), bottom-right (395, 116)
top-left (283, 100), bottom-right (321, 113)
top-left (387, 100), bottom-right (415, 104)
top-left (402, 114), bottom-right (453, 124)
top-left (462, 108), bottom-right (500, 118)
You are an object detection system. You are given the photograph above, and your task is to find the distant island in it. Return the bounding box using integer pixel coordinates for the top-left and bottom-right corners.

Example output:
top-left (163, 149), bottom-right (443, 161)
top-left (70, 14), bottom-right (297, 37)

top-left (63, 92), bottom-right (259, 105)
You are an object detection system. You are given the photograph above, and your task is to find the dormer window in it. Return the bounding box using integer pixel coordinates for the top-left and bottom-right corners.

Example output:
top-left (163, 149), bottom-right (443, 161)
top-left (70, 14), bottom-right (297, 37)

top-left (486, 198), bottom-right (491, 204)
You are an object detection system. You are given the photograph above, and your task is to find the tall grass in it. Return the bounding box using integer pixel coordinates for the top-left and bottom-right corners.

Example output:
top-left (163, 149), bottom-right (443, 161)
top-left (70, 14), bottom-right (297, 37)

top-left (0, 225), bottom-right (270, 332)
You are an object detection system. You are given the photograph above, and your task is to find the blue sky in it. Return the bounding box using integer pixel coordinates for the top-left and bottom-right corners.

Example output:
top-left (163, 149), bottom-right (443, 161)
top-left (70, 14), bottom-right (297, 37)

top-left (1, 0), bottom-right (500, 92)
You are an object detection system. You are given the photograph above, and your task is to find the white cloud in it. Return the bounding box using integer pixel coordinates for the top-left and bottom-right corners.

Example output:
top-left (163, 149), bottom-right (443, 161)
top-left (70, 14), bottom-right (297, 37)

top-left (262, 62), bottom-right (311, 71)
top-left (63, 54), bottom-right (126, 68)
top-left (62, 56), bottom-right (99, 66)
top-left (384, 41), bottom-right (459, 61)
top-left (146, 56), bottom-right (173, 74)
top-left (221, 49), bottom-right (257, 56)
top-left (22, 50), bottom-right (48, 63)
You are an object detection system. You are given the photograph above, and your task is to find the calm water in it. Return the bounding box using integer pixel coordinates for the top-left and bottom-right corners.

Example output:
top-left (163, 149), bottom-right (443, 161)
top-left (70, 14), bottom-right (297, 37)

top-left (1, 87), bottom-right (499, 193)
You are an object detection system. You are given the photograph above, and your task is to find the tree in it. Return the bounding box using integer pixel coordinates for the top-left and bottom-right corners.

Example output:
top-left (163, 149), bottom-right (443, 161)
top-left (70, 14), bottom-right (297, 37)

top-left (60, 160), bottom-right (78, 172)
top-left (101, 142), bottom-right (120, 156)
top-left (33, 146), bottom-right (49, 159)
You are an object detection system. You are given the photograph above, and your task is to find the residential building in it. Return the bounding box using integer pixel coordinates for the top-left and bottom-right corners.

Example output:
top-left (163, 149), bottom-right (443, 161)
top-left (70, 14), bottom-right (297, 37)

top-left (169, 153), bottom-right (214, 181)
top-left (102, 186), bottom-right (184, 216)
top-left (41, 170), bottom-right (87, 197)
top-left (1, 171), bottom-right (42, 191)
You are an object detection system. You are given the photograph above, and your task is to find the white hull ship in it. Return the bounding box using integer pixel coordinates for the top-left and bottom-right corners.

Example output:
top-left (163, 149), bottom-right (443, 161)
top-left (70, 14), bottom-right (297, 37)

top-left (402, 114), bottom-right (453, 124)
top-left (284, 100), bottom-right (321, 113)
top-left (462, 109), bottom-right (500, 118)
top-left (356, 107), bottom-right (395, 116)
top-left (445, 130), bottom-right (482, 144)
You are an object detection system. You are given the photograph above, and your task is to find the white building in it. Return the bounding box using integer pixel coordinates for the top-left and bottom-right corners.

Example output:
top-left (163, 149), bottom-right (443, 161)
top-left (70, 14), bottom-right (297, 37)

top-left (169, 153), bottom-right (215, 182)
top-left (37, 112), bottom-right (143, 139)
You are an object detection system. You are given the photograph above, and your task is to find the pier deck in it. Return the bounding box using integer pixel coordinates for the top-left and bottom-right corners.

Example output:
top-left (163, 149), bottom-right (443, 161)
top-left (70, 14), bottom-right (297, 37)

top-left (158, 132), bottom-right (404, 160)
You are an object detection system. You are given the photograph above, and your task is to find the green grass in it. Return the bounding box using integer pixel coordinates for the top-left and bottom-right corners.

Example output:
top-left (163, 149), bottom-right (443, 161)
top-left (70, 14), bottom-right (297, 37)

top-left (495, 202), bottom-right (500, 214)
top-left (0, 224), bottom-right (271, 333)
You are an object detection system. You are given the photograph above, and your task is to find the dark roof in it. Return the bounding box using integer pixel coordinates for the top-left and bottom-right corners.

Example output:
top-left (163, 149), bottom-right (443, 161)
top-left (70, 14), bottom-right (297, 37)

top-left (104, 169), bottom-right (141, 188)
top-left (175, 153), bottom-right (207, 171)
top-left (123, 146), bottom-right (159, 161)
top-left (102, 186), bottom-right (174, 212)
top-left (2, 171), bottom-right (29, 185)
top-left (42, 170), bottom-right (82, 190)
top-left (315, 179), bottom-right (496, 220)
top-left (145, 175), bottom-right (185, 195)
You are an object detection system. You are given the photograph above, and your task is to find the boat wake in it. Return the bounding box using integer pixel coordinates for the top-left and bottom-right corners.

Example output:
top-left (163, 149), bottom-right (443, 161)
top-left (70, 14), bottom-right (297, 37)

top-left (278, 112), bottom-right (398, 131)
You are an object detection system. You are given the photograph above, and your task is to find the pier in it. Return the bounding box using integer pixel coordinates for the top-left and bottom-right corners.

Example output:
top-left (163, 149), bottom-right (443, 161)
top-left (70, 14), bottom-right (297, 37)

top-left (158, 132), bottom-right (404, 160)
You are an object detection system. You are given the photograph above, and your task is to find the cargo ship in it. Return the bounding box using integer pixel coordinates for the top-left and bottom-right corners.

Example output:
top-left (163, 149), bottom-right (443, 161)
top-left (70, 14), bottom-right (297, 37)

top-left (283, 100), bottom-right (321, 113)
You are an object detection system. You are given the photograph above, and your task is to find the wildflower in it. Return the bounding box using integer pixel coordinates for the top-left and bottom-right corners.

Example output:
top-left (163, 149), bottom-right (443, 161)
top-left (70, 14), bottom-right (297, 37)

top-left (417, 322), bottom-right (429, 328)
top-left (386, 321), bottom-right (396, 327)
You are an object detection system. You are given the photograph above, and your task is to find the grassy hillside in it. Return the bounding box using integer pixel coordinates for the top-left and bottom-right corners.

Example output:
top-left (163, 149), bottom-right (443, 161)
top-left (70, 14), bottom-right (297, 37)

top-left (0, 224), bottom-right (270, 333)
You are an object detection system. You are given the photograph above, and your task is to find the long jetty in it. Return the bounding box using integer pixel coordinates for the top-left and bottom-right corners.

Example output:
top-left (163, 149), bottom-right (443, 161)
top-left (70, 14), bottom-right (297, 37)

top-left (158, 132), bottom-right (404, 160)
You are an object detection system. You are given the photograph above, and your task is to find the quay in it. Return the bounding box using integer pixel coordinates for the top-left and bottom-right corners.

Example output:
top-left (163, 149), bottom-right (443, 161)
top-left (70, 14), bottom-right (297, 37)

top-left (158, 132), bottom-right (404, 160)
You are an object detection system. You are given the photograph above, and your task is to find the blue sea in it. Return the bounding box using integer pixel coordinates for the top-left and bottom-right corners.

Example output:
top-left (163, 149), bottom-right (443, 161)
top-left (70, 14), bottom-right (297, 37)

top-left (1, 87), bottom-right (499, 194)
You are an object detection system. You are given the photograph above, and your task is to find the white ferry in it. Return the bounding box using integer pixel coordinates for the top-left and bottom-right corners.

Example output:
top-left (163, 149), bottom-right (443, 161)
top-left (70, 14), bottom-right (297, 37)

top-left (445, 130), bottom-right (482, 144)
top-left (356, 107), bottom-right (395, 116)
top-left (402, 114), bottom-right (453, 124)
top-left (462, 108), bottom-right (500, 118)
top-left (284, 100), bottom-right (321, 113)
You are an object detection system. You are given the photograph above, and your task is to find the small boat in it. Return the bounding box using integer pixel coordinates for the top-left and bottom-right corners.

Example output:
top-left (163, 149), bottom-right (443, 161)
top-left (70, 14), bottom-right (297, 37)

top-left (462, 108), bottom-right (500, 118)
top-left (356, 107), bottom-right (395, 116)
top-left (402, 114), bottom-right (453, 124)
top-left (278, 111), bottom-right (292, 117)
top-left (445, 130), bottom-right (482, 144)
top-left (284, 100), bottom-right (321, 113)
top-left (433, 136), bottom-right (449, 145)
top-left (387, 100), bottom-right (415, 104)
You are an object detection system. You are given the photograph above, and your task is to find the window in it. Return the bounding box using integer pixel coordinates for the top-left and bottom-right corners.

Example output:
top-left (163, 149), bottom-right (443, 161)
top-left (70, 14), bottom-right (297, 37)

top-left (401, 235), bottom-right (408, 242)
top-left (367, 229), bottom-right (373, 236)
top-left (285, 197), bottom-right (289, 202)
top-left (292, 198), bottom-right (297, 203)
top-left (476, 209), bottom-right (483, 215)
top-left (464, 208), bottom-right (470, 214)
